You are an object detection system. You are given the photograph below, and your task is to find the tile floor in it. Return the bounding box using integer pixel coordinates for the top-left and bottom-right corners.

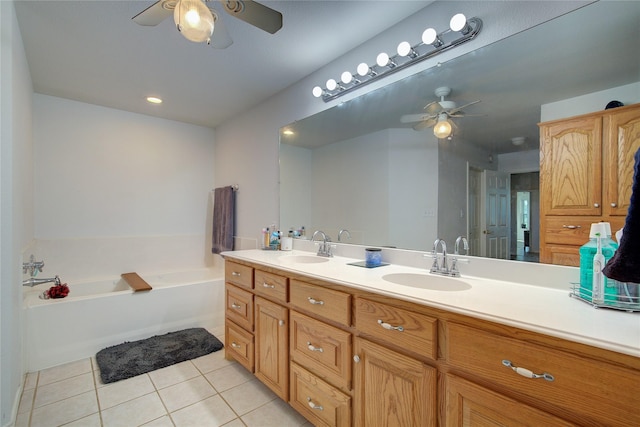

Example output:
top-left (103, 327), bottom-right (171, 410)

top-left (16, 343), bottom-right (312, 427)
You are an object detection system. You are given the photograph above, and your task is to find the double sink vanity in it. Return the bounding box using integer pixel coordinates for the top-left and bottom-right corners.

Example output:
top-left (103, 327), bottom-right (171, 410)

top-left (222, 247), bottom-right (639, 426)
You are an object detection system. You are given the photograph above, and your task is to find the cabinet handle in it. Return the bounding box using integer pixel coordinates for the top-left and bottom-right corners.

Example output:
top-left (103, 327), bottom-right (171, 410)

top-left (278, 319), bottom-right (285, 326)
top-left (231, 342), bottom-right (241, 349)
top-left (353, 355), bottom-right (360, 363)
top-left (231, 271), bottom-right (241, 277)
top-left (262, 282), bottom-right (275, 289)
top-left (377, 319), bottom-right (404, 332)
top-left (306, 342), bottom-right (324, 353)
top-left (611, 202), bottom-right (617, 207)
top-left (231, 303), bottom-right (241, 310)
top-left (594, 203), bottom-right (600, 208)
top-left (502, 360), bottom-right (554, 382)
top-left (562, 225), bottom-right (581, 229)
top-left (307, 297), bottom-right (324, 305)
top-left (307, 397), bottom-right (324, 411)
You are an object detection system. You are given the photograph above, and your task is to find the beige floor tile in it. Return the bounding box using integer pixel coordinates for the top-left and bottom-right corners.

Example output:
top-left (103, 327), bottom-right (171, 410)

top-left (14, 410), bottom-right (30, 427)
top-left (34, 372), bottom-right (95, 408)
top-left (221, 419), bottom-right (246, 427)
top-left (38, 358), bottom-right (92, 386)
top-left (220, 379), bottom-right (277, 416)
top-left (205, 363), bottom-right (253, 393)
top-left (98, 374), bottom-right (156, 409)
top-left (18, 387), bottom-right (35, 414)
top-left (64, 412), bottom-right (102, 426)
top-left (191, 350), bottom-right (234, 375)
top-left (158, 376), bottom-right (217, 413)
top-left (30, 390), bottom-right (98, 427)
top-left (149, 361), bottom-right (200, 390)
top-left (170, 395), bottom-right (236, 427)
top-left (24, 372), bottom-right (38, 390)
top-left (141, 415), bottom-right (176, 426)
top-left (101, 392), bottom-right (167, 427)
top-left (241, 399), bottom-right (307, 427)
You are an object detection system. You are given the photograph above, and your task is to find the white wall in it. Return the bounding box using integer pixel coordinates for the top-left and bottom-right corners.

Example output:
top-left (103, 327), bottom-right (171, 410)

top-left (214, 1), bottom-right (587, 246)
top-left (0, 2), bottom-right (34, 425)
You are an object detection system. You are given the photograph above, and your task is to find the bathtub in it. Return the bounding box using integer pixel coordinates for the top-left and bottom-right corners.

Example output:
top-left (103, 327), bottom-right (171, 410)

top-left (24, 267), bottom-right (225, 372)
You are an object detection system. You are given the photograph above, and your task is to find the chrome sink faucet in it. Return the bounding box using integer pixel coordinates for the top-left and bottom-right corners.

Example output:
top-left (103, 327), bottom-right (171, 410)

top-left (338, 229), bottom-right (351, 242)
top-left (431, 238), bottom-right (448, 274)
top-left (451, 236), bottom-right (469, 277)
top-left (311, 230), bottom-right (333, 257)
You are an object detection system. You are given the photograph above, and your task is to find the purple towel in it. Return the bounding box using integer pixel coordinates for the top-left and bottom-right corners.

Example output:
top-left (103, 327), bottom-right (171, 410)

top-left (211, 186), bottom-right (235, 254)
top-left (603, 147), bottom-right (640, 283)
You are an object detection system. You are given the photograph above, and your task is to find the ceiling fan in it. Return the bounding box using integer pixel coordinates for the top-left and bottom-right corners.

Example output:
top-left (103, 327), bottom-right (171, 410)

top-left (401, 86), bottom-right (481, 138)
top-left (132, 0), bottom-right (283, 49)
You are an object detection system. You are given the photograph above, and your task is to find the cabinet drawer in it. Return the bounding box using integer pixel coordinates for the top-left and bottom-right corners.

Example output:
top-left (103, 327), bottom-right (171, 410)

top-left (447, 322), bottom-right (640, 426)
top-left (543, 245), bottom-right (580, 267)
top-left (355, 298), bottom-right (437, 361)
top-left (290, 363), bottom-right (351, 427)
top-left (290, 280), bottom-right (351, 327)
top-left (543, 217), bottom-right (594, 245)
top-left (254, 269), bottom-right (288, 303)
top-left (225, 321), bottom-right (254, 372)
top-left (290, 311), bottom-right (352, 391)
top-left (225, 261), bottom-right (253, 289)
top-left (225, 284), bottom-right (253, 332)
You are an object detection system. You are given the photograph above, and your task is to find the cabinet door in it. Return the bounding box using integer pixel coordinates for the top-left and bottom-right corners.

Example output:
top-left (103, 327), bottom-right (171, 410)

top-left (604, 104), bottom-right (640, 216)
top-left (540, 115), bottom-right (602, 216)
top-left (445, 374), bottom-right (575, 426)
top-left (353, 337), bottom-right (436, 427)
top-left (254, 296), bottom-right (289, 400)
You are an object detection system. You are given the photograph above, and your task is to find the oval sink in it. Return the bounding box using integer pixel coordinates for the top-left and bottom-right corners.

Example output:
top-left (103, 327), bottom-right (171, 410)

top-left (279, 255), bottom-right (330, 264)
top-left (382, 273), bottom-right (472, 291)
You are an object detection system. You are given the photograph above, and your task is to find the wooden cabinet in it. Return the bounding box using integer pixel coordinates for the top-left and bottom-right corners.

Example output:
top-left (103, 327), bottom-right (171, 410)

top-left (539, 103), bottom-right (640, 265)
top-left (353, 337), bottom-right (436, 427)
top-left (445, 374), bottom-right (575, 426)
top-left (254, 296), bottom-right (289, 400)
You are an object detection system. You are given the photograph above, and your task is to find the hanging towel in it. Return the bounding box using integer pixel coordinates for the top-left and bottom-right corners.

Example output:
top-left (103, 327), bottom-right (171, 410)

top-left (211, 186), bottom-right (235, 254)
top-left (603, 147), bottom-right (640, 283)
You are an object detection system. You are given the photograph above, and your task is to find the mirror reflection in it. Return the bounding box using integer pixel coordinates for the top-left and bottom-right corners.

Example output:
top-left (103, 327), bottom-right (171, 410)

top-left (280, 2), bottom-right (640, 261)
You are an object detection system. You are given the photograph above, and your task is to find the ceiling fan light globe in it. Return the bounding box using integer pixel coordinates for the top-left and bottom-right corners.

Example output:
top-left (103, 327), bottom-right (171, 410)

top-left (174, 0), bottom-right (214, 43)
top-left (433, 120), bottom-right (452, 139)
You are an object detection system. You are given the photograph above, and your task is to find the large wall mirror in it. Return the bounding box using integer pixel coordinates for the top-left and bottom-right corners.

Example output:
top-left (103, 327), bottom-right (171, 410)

top-left (280, 1), bottom-right (640, 261)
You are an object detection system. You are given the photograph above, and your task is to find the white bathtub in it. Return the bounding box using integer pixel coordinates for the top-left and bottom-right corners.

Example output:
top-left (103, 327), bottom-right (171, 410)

top-left (24, 267), bottom-right (225, 372)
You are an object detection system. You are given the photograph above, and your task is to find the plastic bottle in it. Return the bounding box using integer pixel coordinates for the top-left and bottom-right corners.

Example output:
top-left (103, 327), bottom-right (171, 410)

top-left (579, 223), bottom-right (616, 302)
top-left (592, 233), bottom-right (605, 304)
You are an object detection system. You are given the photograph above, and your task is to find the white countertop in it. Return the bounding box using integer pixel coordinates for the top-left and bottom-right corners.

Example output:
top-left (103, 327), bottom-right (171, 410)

top-left (222, 249), bottom-right (640, 358)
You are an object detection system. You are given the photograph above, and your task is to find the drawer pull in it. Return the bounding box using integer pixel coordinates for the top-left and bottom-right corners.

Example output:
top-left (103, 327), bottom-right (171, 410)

top-left (279, 319), bottom-right (285, 326)
top-left (231, 303), bottom-right (241, 310)
top-left (306, 342), bottom-right (324, 353)
top-left (307, 397), bottom-right (324, 411)
top-left (353, 355), bottom-right (360, 363)
top-left (378, 319), bottom-right (404, 332)
top-left (231, 271), bottom-right (241, 277)
top-left (231, 342), bottom-right (241, 349)
top-left (562, 225), bottom-right (581, 229)
top-left (502, 360), bottom-right (554, 382)
top-left (262, 282), bottom-right (275, 289)
top-left (611, 202), bottom-right (617, 207)
top-left (307, 297), bottom-right (325, 305)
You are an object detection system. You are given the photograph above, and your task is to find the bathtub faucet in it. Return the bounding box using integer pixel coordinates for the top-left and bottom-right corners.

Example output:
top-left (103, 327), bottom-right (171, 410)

top-left (23, 275), bottom-right (61, 287)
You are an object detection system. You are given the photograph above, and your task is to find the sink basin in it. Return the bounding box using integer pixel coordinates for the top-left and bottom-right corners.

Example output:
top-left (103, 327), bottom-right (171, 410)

top-left (382, 273), bottom-right (472, 291)
top-left (279, 255), bottom-right (330, 264)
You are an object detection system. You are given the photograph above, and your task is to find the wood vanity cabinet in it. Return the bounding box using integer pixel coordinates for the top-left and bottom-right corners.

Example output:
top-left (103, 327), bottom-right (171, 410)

top-left (223, 259), bottom-right (640, 426)
top-left (539, 103), bottom-right (640, 266)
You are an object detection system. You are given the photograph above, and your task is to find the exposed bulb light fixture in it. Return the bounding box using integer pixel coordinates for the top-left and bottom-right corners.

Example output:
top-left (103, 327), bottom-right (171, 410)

top-left (433, 114), bottom-right (453, 139)
top-left (313, 13), bottom-right (482, 102)
top-left (146, 96), bottom-right (163, 104)
top-left (174, 0), bottom-right (215, 44)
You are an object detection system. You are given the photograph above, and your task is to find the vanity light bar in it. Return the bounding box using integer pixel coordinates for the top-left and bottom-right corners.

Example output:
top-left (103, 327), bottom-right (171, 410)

top-left (313, 14), bottom-right (482, 102)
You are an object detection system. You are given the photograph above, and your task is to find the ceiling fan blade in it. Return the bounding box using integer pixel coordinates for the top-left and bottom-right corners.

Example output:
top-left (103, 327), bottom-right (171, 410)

top-left (209, 9), bottom-right (234, 48)
top-left (401, 113), bottom-right (431, 124)
top-left (448, 100), bottom-right (480, 115)
top-left (424, 101), bottom-right (443, 115)
top-left (221, 0), bottom-right (283, 34)
top-left (413, 118), bottom-right (437, 131)
top-left (132, 0), bottom-right (173, 26)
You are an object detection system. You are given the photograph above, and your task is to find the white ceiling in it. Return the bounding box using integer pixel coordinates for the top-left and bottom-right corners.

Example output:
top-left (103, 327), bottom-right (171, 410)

top-left (14, 0), bottom-right (431, 129)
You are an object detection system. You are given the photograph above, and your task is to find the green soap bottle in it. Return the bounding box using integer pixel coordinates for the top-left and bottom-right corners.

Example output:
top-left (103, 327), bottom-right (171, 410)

top-left (579, 223), bottom-right (617, 302)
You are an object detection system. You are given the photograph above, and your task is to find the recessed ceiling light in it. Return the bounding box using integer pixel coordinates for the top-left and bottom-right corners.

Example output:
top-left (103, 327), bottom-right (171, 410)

top-left (282, 129), bottom-right (294, 136)
top-left (146, 96), bottom-right (163, 104)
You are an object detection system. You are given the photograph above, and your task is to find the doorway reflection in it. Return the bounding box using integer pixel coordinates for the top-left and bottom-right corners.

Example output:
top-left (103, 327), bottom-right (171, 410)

top-left (510, 173), bottom-right (540, 262)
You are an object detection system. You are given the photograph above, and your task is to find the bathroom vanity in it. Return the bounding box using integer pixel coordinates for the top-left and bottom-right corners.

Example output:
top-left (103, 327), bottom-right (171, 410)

top-left (222, 249), bottom-right (639, 426)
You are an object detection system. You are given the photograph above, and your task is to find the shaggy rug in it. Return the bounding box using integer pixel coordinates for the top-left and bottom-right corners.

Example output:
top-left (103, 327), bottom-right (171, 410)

top-left (96, 328), bottom-right (223, 384)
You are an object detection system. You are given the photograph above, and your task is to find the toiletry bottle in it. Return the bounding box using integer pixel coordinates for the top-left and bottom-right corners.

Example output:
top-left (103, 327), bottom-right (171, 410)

top-left (592, 232), bottom-right (605, 304)
top-left (579, 223), bottom-right (616, 301)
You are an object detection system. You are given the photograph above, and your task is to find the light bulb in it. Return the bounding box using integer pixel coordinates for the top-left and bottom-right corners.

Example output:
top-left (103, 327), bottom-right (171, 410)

top-left (397, 41), bottom-right (412, 57)
top-left (312, 86), bottom-right (323, 98)
top-left (433, 117), bottom-right (452, 139)
top-left (450, 13), bottom-right (470, 34)
top-left (357, 62), bottom-right (370, 77)
top-left (341, 71), bottom-right (353, 84)
top-left (326, 79), bottom-right (338, 91)
top-left (422, 28), bottom-right (437, 44)
top-left (174, 0), bottom-right (214, 43)
top-left (376, 52), bottom-right (390, 67)
top-left (146, 96), bottom-right (163, 104)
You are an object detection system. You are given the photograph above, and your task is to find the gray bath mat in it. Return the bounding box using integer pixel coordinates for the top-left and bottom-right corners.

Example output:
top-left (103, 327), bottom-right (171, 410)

top-left (96, 328), bottom-right (223, 384)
